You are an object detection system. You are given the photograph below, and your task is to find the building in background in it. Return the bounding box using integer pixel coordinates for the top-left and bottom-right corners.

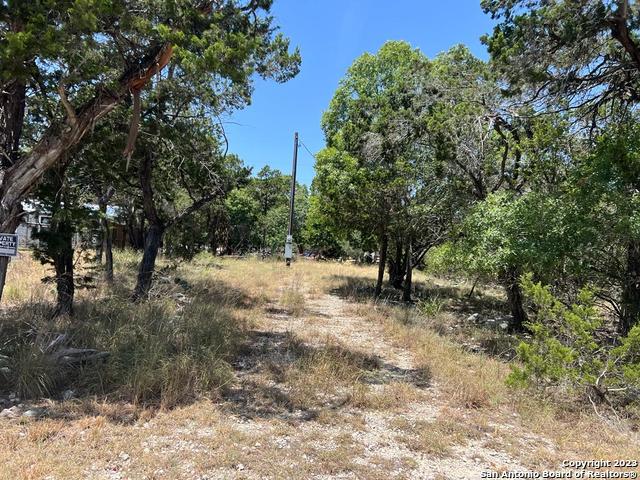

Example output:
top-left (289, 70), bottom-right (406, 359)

top-left (15, 202), bottom-right (51, 248)
top-left (15, 202), bottom-right (129, 249)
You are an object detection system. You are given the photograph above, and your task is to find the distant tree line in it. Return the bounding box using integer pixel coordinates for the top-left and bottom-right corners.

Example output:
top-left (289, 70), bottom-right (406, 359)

top-left (164, 165), bottom-right (309, 259)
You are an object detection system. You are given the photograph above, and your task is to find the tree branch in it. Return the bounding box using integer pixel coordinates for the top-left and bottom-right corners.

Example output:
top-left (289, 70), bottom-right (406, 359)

top-left (608, 1), bottom-right (640, 72)
top-left (168, 192), bottom-right (220, 228)
top-left (57, 83), bottom-right (78, 128)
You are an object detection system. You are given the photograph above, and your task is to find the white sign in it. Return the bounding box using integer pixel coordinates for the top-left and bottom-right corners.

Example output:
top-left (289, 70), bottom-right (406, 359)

top-left (0, 234), bottom-right (18, 257)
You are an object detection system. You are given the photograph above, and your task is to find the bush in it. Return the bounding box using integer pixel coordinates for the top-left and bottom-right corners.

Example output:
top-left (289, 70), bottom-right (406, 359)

top-left (508, 275), bottom-right (640, 406)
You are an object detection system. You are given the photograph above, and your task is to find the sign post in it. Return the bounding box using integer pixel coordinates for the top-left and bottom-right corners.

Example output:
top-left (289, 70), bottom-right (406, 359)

top-left (0, 234), bottom-right (18, 257)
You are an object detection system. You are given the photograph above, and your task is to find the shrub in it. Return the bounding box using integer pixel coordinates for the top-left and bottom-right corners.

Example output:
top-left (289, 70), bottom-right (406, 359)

top-left (508, 275), bottom-right (640, 406)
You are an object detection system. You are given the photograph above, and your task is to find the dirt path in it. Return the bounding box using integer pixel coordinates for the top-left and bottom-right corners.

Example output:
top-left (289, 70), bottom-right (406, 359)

top-left (2, 262), bottom-right (634, 480)
top-left (217, 291), bottom-right (527, 479)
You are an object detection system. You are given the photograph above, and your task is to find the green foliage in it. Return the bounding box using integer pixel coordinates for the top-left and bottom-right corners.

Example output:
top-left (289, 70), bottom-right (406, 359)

top-left (317, 40), bottom-right (462, 273)
top-left (612, 326), bottom-right (640, 388)
top-left (481, 0), bottom-right (635, 113)
top-left (423, 243), bottom-right (466, 277)
top-left (224, 166), bottom-right (308, 254)
top-left (449, 192), bottom-right (563, 278)
top-left (2, 0), bottom-right (301, 114)
top-left (162, 154), bottom-right (252, 259)
top-left (2, 0), bottom-right (302, 295)
top-left (508, 276), bottom-right (602, 389)
top-left (320, 40), bottom-right (431, 221)
top-left (251, 166), bottom-right (291, 218)
top-left (161, 163), bottom-right (310, 257)
top-left (302, 193), bottom-right (344, 257)
top-left (312, 147), bottom-right (367, 237)
top-left (265, 185), bottom-right (308, 252)
top-left (225, 187), bottom-right (261, 252)
top-left (508, 275), bottom-right (640, 406)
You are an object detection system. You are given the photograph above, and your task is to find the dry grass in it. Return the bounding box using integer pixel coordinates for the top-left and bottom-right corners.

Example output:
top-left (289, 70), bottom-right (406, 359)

top-left (280, 276), bottom-right (306, 317)
top-left (393, 413), bottom-right (481, 457)
top-left (1, 251), bottom-right (243, 405)
top-left (348, 381), bottom-right (427, 410)
top-left (325, 262), bottom-right (639, 466)
top-left (0, 253), bottom-right (638, 478)
top-left (2, 252), bottom-right (54, 305)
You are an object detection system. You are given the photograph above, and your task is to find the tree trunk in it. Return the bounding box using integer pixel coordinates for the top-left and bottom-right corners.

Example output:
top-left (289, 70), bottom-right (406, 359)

top-left (1, 78), bottom-right (26, 169)
top-left (133, 151), bottom-right (164, 300)
top-left (0, 256), bottom-right (10, 303)
top-left (0, 37), bottom-right (176, 304)
top-left (0, 74), bottom-right (26, 304)
top-left (621, 239), bottom-right (640, 334)
top-left (96, 201), bottom-right (106, 263)
top-left (126, 209), bottom-right (145, 250)
top-left (103, 217), bottom-right (114, 283)
top-left (374, 232), bottom-right (388, 298)
top-left (98, 197), bottom-right (114, 282)
top-left (96, 241), bottom-right (103, 264)
top-left (501, 266), bottom-right (527, 332)
top-left (53, 226), bottom-right (74, 317)
top-left (388, 237), bottom-right (406, 289)
top-left (0, 43), bottom-right (173, 303)
top-left (206, 211), bottom-right (216, 254)
top-left (403, 241), bottom-right (413, 303)
top-left (47, 164), bottom-right (76, 317)
top-left (132, 223), bottom-right (164, 300)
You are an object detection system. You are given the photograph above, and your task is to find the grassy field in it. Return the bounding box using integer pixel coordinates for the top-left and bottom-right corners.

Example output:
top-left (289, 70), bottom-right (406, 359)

top-left (0, 252), bottom-right (637, 479)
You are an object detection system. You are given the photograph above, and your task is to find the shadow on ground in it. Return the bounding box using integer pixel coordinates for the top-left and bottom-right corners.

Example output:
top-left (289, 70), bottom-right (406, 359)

top-left (0, 274), bottom-right (257, 423)
top-left (329, 274), bottom-right (521, 362)
top-left (330, 274), bottom-right (506, 316)
top-left (221, 330), bottom-right (431, 423)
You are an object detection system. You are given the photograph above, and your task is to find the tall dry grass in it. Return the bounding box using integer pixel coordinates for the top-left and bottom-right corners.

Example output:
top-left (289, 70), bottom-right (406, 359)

top-left (0, 251), bottom-right (244, 407)
top-left (2, 252), bottom-right (54, 305)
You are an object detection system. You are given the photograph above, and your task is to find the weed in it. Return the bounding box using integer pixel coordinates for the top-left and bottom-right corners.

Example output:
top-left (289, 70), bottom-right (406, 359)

top-left (418, 295), bottom-right (446, 317)
top-left (280, 278), bottom-right (305, 317)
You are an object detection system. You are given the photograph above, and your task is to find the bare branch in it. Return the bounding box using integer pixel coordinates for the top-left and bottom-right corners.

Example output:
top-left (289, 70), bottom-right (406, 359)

top-left (57, 83), bottom-right (78, 128)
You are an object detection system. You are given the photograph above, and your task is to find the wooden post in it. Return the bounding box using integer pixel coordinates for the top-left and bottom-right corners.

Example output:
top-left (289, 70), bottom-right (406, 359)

top-left (285, 132), bottom-right (298, 266)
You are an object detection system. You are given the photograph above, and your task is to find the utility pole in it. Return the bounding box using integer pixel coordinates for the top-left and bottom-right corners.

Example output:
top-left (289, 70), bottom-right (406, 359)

top-left (285, 132), bottom-right (298, 266)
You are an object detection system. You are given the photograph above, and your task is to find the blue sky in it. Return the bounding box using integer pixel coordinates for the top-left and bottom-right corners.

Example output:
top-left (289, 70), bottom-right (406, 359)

top-left (225, 0), bottom-right (495, 186)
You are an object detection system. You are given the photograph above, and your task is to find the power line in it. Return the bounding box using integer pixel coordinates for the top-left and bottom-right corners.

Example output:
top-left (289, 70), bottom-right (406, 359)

top-left (298, 137), bottom-right (318, 162)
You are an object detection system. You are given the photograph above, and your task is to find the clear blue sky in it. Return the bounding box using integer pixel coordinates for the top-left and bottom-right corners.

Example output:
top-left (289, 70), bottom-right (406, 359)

top-left (225, 0), bottom-right (495, 186)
